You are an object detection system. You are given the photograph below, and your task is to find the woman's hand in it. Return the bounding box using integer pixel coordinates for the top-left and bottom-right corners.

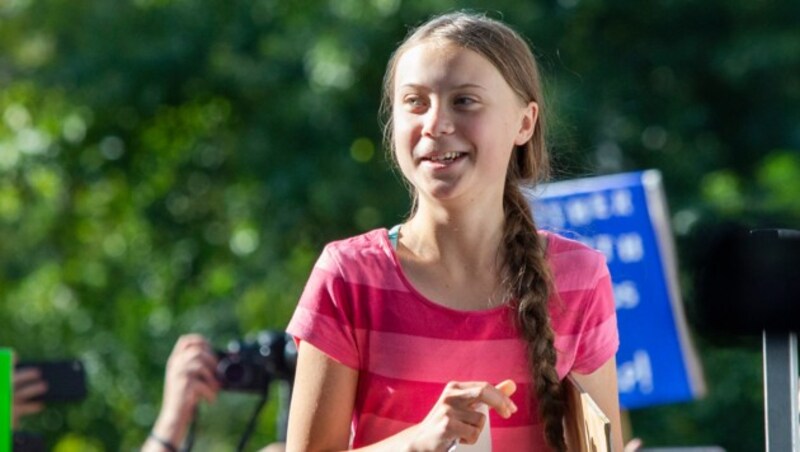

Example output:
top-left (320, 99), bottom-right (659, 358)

top-left (159, 334), bottom-right (220, 421)
top-left (12, 366), bottom-right (47, 428)
top-left (145, 334), bottom-right (220, 452)
top-left (408, 379), bottom-right (518, 452)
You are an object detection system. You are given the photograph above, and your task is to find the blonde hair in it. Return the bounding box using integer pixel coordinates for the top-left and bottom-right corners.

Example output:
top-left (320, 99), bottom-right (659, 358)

top-left (380, 12), bottom-right (565, 451)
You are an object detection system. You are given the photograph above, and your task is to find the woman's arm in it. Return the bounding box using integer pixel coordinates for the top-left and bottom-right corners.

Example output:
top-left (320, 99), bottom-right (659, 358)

top-left (143, 334), bottom-right (220, 452)
top-left (571, 357), bottom-right (624, 452)
top-left (286, 342), bottom-right (422, 452)
top-left (286, 341), bottom-right (517, 452)
top-left (286, 341), bottom-right (359, 451)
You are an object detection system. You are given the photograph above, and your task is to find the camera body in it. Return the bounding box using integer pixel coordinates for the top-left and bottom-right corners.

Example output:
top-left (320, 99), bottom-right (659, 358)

top-left (215, 330), bottom-right (297, 393)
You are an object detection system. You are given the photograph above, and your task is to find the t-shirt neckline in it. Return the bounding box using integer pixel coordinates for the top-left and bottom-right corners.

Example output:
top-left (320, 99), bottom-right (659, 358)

top-left (380, 226), bottom-right (525, 316)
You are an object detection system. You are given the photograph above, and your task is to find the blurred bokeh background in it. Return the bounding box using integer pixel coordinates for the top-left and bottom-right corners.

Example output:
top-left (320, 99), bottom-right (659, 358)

top-left (1, 0), bottom-right (798, 450)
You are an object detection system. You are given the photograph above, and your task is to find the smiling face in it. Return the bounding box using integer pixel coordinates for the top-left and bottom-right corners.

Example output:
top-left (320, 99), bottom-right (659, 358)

top-left (391, 41), bottom-right (538, 208)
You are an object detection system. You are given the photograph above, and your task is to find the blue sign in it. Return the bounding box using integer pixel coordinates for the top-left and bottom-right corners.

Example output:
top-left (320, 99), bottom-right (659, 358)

top-left (528, 170), bottom-right (705, 409)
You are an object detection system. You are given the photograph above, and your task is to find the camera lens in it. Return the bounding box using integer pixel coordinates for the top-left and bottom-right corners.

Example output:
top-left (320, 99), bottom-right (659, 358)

top-left (217, 354), bottom-right (255, 389)
top-left (221, 362), bottom-right (246, 384)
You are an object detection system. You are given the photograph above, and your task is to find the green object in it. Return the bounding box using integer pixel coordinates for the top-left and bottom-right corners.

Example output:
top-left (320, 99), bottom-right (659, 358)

top-left (0, 348), bottom-right (11, 452)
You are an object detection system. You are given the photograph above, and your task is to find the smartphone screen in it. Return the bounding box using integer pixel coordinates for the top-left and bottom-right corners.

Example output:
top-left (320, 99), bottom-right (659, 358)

top-left (15, 360), bottom-right (87, 403)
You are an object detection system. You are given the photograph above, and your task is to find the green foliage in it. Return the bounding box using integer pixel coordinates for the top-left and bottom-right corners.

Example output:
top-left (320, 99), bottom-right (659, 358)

top-left (1, 0), bottom-right (798, 450)
top-left (630, 338), bottom-right (765, 451)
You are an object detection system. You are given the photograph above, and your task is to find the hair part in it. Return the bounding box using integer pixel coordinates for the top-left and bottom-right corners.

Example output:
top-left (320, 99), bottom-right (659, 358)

top-left (380, 11), bottom-right (565, 451)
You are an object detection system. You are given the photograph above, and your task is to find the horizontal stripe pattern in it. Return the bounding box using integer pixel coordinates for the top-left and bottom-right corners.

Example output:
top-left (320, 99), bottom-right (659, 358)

top-left (356, 329), bottom-right (531, 383)
top-left (353, 412), bottom-right (549, 449)
top-left (296, 275), bottom-right (613, 340)
top-left (287, 228), bottom-right (619, 449)
top-left (355, 372), bottom-right (540, 427)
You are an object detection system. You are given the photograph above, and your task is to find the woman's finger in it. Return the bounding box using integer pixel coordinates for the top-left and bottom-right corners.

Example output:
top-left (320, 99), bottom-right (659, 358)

top-left (14, 401), bottom-right (45, 417)
top-left (495, 379), bottom-right (517, 397)
top-left (453, 382), bottom-right (517, 418)
top-left (186, 359), bottom-right (218, 389)
top-left (624, 438), bottom-right (643, 452)
top-left (196, 349), bottom-right (220, 379)
top-left (436, 415), bottom-right (480, 446)
top-left (13, 368), bottom-right (43, 388)
top-left (451, 414), bottom-right (484, 445)
top-left (174, 334), bottom-right (209, 351)
top-left (453, 405), bottom-right (486, 429)
top-left (14, 380), bottom-right (48, 401)
top-left (190, 378), bottom-right (219, 404)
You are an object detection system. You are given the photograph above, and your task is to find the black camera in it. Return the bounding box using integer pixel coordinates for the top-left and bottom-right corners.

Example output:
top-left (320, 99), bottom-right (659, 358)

top-left (215, 330), bottom-right (297, 393)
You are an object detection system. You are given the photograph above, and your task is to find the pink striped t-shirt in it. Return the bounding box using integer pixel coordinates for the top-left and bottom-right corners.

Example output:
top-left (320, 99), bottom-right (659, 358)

top-left (287, 228), bottom-right (618, 450)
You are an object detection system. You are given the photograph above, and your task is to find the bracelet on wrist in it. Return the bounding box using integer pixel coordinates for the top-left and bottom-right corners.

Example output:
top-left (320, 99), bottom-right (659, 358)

top-left (148, 432), bottom-right (179, 452)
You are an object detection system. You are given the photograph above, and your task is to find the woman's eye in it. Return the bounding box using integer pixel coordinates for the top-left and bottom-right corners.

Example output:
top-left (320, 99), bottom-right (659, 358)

top-left (454, 96), bottom-right (478, 107)
top-left (403, 96), bottom-right (427, 111)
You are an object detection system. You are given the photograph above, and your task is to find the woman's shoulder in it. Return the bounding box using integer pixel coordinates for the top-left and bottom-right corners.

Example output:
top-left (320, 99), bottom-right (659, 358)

top-left (315, 228), bottom-right (407, 291)
top-left (324, 228), bottom-right (389, 253)
top-left (543, 230), bottom-right (605, 259)
top-left (320, 228), bottom-right (395, 269)
top-left (543, 231), bottom-right (609, 287)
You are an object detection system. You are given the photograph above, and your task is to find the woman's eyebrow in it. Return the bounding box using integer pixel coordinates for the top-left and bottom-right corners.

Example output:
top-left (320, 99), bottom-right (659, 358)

top-left (398, 83), bottom-right (487, 91)
top-left (398, 83), bottom-right (429, 91)
top-left (452, 83), bottom-right (487, 91)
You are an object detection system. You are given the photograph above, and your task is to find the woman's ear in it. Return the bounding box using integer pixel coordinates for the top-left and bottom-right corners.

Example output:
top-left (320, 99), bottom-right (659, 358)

top-left (514, 101), bottom-right (539, 146)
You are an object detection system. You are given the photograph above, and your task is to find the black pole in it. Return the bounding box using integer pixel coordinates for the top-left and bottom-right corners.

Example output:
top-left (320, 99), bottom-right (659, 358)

top-left (276, 380), bottom-right (293, 442)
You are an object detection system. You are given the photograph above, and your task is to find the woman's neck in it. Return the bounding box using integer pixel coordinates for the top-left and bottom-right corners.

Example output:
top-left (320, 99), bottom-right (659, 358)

top-left (396, 197), bottom-right (509, 310)
top-left (401, 197), bottom-right (506, 270)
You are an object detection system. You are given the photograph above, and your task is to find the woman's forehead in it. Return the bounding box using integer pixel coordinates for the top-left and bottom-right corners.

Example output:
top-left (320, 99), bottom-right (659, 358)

top-left (393, 41), bottom-right (506, 92)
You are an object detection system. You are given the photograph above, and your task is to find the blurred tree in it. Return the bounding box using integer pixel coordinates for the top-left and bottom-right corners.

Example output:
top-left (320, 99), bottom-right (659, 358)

top-left (1, 0), bottom-right (798, 450)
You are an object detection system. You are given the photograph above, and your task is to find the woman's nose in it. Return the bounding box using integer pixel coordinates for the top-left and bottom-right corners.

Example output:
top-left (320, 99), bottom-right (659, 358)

top-left (422, 103), bottom-right (454, 137)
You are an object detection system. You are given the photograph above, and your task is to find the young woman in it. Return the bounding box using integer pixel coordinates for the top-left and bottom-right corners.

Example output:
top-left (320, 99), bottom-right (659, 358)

top-left (286, 12), bottom-right (623, 451)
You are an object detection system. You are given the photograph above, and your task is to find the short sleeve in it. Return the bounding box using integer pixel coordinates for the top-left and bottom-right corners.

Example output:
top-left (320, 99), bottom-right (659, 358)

top-left (571, 263), bottom-right (619, 375)
top-left (286, 245), bottom-right (360, 370)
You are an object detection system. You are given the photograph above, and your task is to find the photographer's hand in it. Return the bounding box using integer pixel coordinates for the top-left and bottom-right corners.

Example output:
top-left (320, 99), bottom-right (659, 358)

top-left (12, 366), bottom-right (47, 428)
top-left (145, 334), bottom-right (220, 452)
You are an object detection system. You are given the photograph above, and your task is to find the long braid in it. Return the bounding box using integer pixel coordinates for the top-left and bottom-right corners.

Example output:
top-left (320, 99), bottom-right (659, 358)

top-left (502, 182), bottom-right (565, 451)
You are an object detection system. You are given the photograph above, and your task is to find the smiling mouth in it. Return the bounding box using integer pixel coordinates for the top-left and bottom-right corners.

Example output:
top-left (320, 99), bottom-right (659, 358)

top-left (424, 152), bottom-right (466, 163)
